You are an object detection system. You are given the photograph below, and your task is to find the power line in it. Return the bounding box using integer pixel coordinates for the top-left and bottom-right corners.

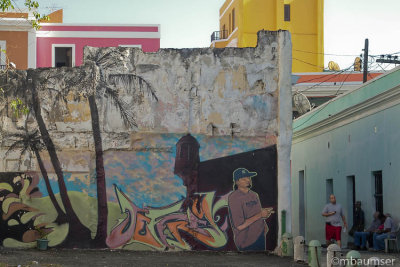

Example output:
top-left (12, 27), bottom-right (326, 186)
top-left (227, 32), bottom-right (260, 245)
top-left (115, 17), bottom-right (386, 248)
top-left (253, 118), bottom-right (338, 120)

top-left (293, 69), bottom-right (347, 84)
top-left (293, 49), bottom-right (359, 57)
top-left (293, 102), bottom-right (329, 130)
top-left (293, 66), bottom-right (355, 130)
top-left (334, 71), bottom-right (352, 96)
top-left (295, 60), bottom-right (386, 130)
top-left (292, 57), bottom-right (325, 69)
top-left (297, 64), bottom-right (355, 93)
top-left (291, 32), bottom-right (319, 36)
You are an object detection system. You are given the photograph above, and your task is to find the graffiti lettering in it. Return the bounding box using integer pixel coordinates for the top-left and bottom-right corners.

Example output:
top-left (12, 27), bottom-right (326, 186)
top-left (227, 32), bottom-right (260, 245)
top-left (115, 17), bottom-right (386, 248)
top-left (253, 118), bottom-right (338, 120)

top-left (107, 185), bottom-right (229, 250)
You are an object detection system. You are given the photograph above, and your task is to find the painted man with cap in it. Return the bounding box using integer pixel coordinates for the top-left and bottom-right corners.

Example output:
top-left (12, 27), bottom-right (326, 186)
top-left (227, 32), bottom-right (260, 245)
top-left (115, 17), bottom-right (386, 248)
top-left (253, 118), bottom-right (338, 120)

top-left (228, 168), bottom-right (274, 251)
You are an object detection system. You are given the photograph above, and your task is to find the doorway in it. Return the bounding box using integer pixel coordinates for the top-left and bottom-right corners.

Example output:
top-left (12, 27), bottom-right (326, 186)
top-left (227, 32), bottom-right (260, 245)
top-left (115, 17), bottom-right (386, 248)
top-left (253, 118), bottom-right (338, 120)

top-left (299, 170), bottom-right (305, 237)
top-left (373, 171), bottom-right (383, 214)
top-left (346, 176), bottom-right (355, 230)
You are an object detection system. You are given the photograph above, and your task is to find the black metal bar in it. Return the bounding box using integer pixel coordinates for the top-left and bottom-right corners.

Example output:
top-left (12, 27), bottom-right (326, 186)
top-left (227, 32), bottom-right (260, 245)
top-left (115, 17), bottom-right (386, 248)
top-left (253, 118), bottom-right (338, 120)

top-left (376, 59), bottom-right (400, 64)
top-left (211, 30), bottom-right (228, 42)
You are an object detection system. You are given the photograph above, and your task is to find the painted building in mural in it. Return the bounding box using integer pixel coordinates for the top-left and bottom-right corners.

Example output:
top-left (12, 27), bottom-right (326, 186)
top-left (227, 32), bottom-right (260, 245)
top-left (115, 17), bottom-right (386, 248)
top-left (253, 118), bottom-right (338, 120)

top-left (210, 0), bottom-right (324, 72)
top-left (0, 9), bottom-right (160, 69)
top-left (0, 31), bottom-right (292, 251)
top-left (291, 67), bottom-right (400, 246)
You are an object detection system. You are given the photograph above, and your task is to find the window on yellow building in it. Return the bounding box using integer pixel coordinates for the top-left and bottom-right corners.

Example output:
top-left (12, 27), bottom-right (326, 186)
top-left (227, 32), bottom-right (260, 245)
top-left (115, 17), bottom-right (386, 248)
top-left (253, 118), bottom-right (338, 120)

top-left (229, 13), bottom-right (231, 34)
top-left (222, 24), bottom-right (226, 39)
top-left (284, 4), bottom-right (290, 21)
top-left (232, 8), bottom-right (235, 32)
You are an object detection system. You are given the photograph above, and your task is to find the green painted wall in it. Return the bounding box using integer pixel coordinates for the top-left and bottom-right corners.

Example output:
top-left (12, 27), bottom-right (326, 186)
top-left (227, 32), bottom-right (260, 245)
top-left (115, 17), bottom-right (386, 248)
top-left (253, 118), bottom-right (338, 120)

top-left (294, 68), bottom-right (400, 132)
top-left (291, 67), bottom-right (400, 245)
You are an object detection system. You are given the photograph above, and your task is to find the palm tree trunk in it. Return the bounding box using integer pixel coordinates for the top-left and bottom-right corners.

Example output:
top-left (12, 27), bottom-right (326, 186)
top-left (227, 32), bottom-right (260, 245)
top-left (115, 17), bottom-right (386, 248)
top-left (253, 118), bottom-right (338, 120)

top-left (33, 148), bottom-right (68, 224)
top-left (88, 94), bottom-right (108, 248)
top-left (28, 73), bottom-right (92, 247)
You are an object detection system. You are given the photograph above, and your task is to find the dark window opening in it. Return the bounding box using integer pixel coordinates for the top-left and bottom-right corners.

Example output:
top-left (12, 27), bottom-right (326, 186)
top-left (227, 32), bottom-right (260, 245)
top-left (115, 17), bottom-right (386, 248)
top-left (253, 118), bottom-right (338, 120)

top-left (284, 4), bottom-right (291, 21)
top-left (232, 8), bottom-right (236, 31)
top-left (373, 171), bottom-right (383, 214)
top-left (229, 14), bottom-right (231, 34)
top-left (222, 24), bottom-right (226, 38)
top-left (299, 170), bottom-right (305, 237)
top-left (55, 47), bottom-right (72, 67)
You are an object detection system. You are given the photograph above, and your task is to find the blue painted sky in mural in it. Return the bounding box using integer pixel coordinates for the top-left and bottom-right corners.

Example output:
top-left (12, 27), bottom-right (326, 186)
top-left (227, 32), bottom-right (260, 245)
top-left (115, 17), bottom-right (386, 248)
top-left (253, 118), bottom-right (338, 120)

top-left (36, 134), bottom-right (266, 208)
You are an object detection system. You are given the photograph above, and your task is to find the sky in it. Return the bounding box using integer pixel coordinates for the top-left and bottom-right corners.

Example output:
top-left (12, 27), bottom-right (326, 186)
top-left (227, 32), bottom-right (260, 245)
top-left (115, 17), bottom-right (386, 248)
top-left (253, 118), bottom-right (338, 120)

top-left (14, 0), bottom-right (400, 71)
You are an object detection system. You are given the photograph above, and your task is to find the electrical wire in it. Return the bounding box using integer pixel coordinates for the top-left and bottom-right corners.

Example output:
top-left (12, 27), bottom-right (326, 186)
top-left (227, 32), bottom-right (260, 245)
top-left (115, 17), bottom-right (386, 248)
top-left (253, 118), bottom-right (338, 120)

top-left (293, 68), bottom-right (346, 84)
top-left (293, 102), bottom-right (329, 130)
top-left (292, 57), bottom-right (325, 68)
top-left (296, 63), bottom-right (355, 93)
top-left (0, 0), bottom-right (35, 33)
top-left (293, 68), bottom-right (358, 128)
top-left (294, 58), bottom-right (388, 130)
top-left (334, 71), bottom-right (352, 96)
top-left (293, 49), bottom-right (360, 57)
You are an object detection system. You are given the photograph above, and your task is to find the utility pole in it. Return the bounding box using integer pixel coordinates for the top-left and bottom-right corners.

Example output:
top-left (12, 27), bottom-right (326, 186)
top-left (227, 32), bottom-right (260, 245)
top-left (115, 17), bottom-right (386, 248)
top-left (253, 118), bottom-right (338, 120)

top-left (363, 38), bottom-right (369, 83)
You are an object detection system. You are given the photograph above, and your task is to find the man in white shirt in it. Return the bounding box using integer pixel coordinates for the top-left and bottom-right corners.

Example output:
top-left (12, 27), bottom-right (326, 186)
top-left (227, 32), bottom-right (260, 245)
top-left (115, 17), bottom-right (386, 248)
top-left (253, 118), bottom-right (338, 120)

top-left (322, 194), bottom-right (348, 248)
top-left (373, 213), bottom-right (397, 251)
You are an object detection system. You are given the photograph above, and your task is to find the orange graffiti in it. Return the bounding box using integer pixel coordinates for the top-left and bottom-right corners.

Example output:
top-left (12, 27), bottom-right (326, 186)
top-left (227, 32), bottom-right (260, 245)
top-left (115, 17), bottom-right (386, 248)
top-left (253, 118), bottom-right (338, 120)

top-left (165, 197), bottom-right (221, 247)
top-left (108, 185), bottom-right (229, 250)
top-left (132, 213), bottom-right (163, 248)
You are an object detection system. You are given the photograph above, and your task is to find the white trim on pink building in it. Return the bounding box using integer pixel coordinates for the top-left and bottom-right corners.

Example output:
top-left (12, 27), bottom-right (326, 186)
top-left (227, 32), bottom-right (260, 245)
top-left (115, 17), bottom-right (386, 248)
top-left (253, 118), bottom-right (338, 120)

top-left (36, 24), bottom-right (160, 68)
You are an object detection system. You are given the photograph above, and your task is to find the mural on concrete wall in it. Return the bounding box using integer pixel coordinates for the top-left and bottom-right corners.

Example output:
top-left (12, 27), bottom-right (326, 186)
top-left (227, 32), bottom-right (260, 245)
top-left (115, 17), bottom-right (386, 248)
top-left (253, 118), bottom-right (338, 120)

top-left (0, 31), bottom-right (291, 251)
top-left (0, 133), bottom-right (277, 251)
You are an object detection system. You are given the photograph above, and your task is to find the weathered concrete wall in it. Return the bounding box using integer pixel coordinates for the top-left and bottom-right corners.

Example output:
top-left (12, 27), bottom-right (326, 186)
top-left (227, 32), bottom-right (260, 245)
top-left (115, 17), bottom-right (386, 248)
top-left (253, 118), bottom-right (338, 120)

top-left (0, 30), bottom-right (292, 251)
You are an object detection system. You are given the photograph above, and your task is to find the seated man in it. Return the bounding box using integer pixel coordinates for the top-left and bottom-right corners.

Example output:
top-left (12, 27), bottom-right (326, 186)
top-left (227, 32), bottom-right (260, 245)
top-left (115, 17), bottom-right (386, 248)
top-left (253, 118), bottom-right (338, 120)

top-left (349, 201), bottom-right (365, 237)
top-left (373, 213), bottom-right (396, 251)
top-left (353, 211), bottom-right (381, 250)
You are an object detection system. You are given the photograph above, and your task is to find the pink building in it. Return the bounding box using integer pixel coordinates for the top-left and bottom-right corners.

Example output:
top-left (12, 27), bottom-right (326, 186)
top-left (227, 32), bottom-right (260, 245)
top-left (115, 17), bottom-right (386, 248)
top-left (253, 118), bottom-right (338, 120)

top-left (36, 23), bottom-right (160, 68)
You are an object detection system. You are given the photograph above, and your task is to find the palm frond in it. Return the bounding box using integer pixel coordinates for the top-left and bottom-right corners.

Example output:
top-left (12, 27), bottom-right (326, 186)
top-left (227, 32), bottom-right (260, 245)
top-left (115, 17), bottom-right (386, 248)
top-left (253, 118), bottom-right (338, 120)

top-left (4, 128), bottom-right (43, 157)
top-left (91, 49), bottom-right (125, 69)
top-left (104, 86), bottom-right (137, 128)
top-left (5, 140), bottom-right (24, 157)
top-left (108, 74), bottom-right (158, 101)
top-left (18, 146), bottom-right (30, 168)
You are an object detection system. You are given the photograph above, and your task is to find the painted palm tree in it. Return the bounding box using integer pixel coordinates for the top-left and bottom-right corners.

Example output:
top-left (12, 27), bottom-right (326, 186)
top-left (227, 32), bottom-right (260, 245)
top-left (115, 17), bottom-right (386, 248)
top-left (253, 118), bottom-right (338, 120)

top-left (27, 70), bottom-right (93, 247)
top-left (87, 52), bottom-right (158, 247)
top-left (4, 120), bottom-right (68, 224)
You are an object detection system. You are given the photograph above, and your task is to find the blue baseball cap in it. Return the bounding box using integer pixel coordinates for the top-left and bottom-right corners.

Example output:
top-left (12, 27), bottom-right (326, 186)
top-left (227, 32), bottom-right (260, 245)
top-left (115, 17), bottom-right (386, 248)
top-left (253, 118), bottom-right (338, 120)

top-left (233, 168), bottom-right (257, 182)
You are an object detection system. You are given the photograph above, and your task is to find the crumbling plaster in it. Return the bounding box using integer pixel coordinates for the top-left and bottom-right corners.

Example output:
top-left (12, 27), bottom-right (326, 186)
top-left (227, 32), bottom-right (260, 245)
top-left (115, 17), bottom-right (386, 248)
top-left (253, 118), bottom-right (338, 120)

top-left (0, 30), bottom-right (292, 246)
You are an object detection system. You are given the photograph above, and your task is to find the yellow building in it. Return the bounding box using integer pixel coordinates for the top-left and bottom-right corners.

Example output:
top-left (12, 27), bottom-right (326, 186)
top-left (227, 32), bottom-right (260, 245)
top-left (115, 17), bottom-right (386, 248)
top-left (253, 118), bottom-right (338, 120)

top-left (211, 0), bottom-right (324, 72)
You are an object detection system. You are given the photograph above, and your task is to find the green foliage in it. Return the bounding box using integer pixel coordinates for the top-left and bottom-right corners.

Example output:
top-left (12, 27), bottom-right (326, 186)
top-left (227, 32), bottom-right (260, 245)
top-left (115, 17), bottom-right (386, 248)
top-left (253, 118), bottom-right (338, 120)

top-left (0, 0), bottom-right (49, 30)
top-left (34, 226), bottom-right (48, 239)
top-left (23, 0), bottom-right (49, 30)
top-left (10, 98), bottom-right (29, 118)
top-left (0, 0), bottom-right (14, 11)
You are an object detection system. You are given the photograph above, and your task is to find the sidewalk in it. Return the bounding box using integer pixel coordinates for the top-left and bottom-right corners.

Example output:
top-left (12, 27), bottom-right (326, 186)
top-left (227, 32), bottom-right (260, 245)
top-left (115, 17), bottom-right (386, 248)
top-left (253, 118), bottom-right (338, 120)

top-left (0, 248), bottom-right (398, 267)
top-left (318, 248), bottom-right (400, 267)
top-left (0, 248), bottom-right (301, 267)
